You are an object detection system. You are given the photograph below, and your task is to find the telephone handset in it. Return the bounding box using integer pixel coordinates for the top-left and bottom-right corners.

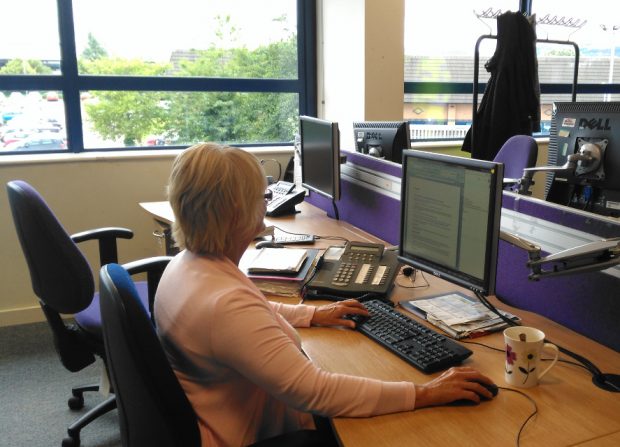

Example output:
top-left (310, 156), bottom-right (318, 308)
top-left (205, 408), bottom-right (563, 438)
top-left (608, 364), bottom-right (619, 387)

top-left (266, 181), bottom-right (305, 217)
top-left (304, 241), bottom-right (400, 299)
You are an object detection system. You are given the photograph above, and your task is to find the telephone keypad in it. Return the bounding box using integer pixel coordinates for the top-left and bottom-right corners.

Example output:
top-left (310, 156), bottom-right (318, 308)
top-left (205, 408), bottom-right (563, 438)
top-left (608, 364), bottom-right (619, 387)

top-left (332, 262), bottom-right (356, 286)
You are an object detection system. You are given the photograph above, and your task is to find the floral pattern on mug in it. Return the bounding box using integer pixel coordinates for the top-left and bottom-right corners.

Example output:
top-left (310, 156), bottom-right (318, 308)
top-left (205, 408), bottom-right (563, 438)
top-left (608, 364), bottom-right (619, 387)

top-left (505, 344), bottom-right (517, 375)
top-left (518, 350), bottom-right (538, 384)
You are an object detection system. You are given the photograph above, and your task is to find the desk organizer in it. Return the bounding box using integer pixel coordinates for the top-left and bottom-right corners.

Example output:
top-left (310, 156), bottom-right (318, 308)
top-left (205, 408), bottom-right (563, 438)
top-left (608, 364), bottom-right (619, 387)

top-left (306, 151), bottom-right (620, 352)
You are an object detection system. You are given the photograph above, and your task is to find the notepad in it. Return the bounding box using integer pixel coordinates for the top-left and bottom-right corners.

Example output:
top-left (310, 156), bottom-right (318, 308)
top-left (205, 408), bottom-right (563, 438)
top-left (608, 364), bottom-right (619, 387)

top-left (247, 248), bottom-right (308, 274)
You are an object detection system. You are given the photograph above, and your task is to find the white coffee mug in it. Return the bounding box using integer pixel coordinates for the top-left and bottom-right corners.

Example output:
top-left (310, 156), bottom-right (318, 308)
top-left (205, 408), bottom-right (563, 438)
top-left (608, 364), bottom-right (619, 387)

top-left (504, 326), bottom-right (559, 388)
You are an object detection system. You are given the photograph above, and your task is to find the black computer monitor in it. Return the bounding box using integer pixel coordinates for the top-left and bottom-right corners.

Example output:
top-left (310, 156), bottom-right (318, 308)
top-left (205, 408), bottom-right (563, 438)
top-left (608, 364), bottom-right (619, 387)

top-left (353, 121), bottom-right (411, 163)
top-left (299, 115), bottom-right (341, 201)
top-left (398, 150), bottom-right (504, 296)
top-left (546, 101), bottom-right (620, 217)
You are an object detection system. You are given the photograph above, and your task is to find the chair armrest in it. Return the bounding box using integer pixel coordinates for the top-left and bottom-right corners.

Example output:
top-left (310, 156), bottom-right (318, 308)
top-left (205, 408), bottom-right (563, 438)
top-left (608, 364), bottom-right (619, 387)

top-left (123, 256), bottom-right (172, 276)
top-left (123, 256), bottom-right (173, 324)
top-left (503, 178), bottom-right (521, 185)
top-left (71, 227), bottom-right (134, 266)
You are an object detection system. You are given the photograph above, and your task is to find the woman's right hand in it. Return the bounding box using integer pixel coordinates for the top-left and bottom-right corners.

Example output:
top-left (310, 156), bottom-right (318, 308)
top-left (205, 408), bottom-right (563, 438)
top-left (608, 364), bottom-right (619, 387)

top-left (413, 366), bottom-right (496, 408)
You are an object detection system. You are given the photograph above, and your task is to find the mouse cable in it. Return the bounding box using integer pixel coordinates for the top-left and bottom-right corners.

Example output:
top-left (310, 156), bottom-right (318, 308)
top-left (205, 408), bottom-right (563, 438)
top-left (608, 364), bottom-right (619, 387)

top-left (495, 386), bottom-right (538, 447)
top-left (474, 292), bottom-right (620, 393)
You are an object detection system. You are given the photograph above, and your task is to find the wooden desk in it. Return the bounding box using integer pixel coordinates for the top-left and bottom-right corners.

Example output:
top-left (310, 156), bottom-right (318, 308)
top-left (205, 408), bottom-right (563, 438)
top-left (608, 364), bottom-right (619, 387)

top-left (140, 201), bottom-right (620, 447)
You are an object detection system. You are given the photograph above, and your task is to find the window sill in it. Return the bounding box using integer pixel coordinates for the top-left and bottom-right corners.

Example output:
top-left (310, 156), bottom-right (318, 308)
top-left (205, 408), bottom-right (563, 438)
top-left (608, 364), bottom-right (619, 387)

top-left (0, 146), bottom-right (294, 166)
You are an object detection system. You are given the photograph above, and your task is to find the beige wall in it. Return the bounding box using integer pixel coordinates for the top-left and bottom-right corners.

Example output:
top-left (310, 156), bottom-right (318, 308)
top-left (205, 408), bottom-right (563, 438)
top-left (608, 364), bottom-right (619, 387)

top-left (0, 149), bottom-right (291, 326)
top-left (320, 0), bottom-right (405, 150)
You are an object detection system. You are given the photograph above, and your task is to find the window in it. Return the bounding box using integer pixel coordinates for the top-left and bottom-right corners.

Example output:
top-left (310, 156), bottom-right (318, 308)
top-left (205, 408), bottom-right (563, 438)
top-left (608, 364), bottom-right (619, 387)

top-left (405, 0), bottom-right (620, 141)
top-left (0, 0), bottom-right (316, 154)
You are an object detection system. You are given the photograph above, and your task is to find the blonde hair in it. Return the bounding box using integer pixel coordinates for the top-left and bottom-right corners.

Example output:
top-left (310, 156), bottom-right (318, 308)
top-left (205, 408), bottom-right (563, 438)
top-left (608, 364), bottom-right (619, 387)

top-left (167, 143), bottom-right (266, 256)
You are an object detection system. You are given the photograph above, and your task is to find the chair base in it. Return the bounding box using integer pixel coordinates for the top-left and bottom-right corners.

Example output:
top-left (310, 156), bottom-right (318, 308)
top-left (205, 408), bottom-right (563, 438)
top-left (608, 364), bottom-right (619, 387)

top-left (62, 395), bottom-right (117, 447)
top-left (68, 383), bottom-right (100, 410)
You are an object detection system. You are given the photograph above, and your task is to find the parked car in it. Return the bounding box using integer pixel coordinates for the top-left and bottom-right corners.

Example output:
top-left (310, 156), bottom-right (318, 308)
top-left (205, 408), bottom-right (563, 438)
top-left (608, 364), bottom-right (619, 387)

top-left (45, 91), bottom-right (59, 102)
top-left (3, 134), bottom-right (66, 151)
top-left (2, 130), bottom-right (31, 146)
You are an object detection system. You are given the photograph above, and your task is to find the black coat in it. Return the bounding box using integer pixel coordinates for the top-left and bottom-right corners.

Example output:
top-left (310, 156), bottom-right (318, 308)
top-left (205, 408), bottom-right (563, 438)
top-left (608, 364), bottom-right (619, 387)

top-left (462, 11), bottom-right (540, 161)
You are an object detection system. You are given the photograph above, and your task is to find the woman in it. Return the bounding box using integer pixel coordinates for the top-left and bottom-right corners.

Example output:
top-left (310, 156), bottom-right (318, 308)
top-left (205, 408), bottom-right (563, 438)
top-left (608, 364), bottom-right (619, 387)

top-left (155, 143), bottom-right (496, 447)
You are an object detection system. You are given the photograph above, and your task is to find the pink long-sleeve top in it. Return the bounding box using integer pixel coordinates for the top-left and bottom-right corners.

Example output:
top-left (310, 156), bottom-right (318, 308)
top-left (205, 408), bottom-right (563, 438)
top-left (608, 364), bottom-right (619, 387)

top-left (155, 251), bottom-right (416, 447)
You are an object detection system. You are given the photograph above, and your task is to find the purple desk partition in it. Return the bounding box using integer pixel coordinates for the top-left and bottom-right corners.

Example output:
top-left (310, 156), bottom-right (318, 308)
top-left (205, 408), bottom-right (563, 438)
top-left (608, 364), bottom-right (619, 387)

top-left (498, 193), bottom-right (620, 352)
top-left (305, 150), bottom-right (402, 245)
top-left (305, 151), bottom-right (620, 352)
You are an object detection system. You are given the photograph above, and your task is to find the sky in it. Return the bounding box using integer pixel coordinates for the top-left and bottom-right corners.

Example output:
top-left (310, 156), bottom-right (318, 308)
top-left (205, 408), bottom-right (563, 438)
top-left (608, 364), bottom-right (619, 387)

top-left (405, 0), bottom-right (619, 56)
top-left (1, 0), bottom-right (297, 61)
top-left (1, 0), bottom-right (617, 61)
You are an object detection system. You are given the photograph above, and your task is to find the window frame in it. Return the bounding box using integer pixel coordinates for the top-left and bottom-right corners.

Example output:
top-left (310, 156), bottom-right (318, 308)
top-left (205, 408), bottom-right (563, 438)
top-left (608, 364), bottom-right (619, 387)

top-left (0, 0), bottom-right (317, 153)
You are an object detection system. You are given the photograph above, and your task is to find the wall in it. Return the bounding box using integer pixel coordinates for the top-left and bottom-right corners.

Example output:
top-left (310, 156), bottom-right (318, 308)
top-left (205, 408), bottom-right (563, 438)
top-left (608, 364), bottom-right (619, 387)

top-left (0, 149), bottom-right (290, 326)
top-left (320, 0), bottom-right (405, 150)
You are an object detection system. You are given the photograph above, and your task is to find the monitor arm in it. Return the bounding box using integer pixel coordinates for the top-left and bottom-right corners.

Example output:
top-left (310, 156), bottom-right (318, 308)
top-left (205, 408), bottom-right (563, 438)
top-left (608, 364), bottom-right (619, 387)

top-left (500, 231), bottom-right (620, 280)
top-left (517, 141), bottom-right (604, 195)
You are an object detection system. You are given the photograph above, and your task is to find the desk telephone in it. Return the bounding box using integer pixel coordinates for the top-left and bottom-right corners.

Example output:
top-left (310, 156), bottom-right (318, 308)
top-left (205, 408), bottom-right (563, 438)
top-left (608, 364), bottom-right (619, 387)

top-left (266, 181), bottom-right (305, 217)
top-left (305, 242), bottom-right (400, 299)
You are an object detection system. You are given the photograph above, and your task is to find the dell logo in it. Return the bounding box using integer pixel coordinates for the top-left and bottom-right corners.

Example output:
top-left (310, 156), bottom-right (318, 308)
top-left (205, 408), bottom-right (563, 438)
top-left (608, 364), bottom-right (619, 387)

top-left (366, 132), bottom-right (383, 140)
top-left (579, 118), bottom-right (611, 130)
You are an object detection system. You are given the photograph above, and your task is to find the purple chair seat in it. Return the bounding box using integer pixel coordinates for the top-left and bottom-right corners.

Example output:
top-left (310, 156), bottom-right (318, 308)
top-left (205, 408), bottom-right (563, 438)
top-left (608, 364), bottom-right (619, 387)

top-left (76, 281), bottom-right (150, 338)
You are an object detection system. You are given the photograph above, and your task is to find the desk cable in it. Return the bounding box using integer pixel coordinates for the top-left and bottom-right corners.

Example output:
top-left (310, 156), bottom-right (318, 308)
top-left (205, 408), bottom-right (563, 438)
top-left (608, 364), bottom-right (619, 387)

top-left (269, 225), bottom-right (350, 244)
top-left (260, 159), bottom-right (282, 181)
top-left (474, 292), bottom-right (620, 393)
top-left (395, 267), bottom-right (430, 289)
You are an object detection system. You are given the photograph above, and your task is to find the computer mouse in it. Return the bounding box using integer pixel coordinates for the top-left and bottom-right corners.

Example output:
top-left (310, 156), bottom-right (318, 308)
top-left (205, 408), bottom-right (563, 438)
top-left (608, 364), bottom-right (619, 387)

top-left (255, 240), bottom-right (286, 249)
top-left (448, 381), bottom-right (498, 406)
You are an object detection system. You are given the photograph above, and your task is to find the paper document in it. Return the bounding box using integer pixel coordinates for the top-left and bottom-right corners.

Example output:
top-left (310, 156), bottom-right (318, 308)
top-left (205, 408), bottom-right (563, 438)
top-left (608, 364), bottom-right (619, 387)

top-left (399, 292), bottom-right (521, 339)
top-left (247, 248), bottom-right (308, 274)
top-left (412, 293), bottom-right (489, 326)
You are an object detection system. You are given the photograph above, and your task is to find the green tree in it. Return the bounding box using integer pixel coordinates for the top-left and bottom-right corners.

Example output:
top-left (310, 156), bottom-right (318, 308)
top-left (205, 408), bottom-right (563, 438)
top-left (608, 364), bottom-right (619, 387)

top-left (81, 16), bottom-right (299, 146)
top-left (82, 58), bottom-right (171, 145)
top-left (0, 59), bottom-right (53, 75)
top-left (81, 33), bottom-right (108, 61)
top-left (167, 35), bottom-right (298, 144)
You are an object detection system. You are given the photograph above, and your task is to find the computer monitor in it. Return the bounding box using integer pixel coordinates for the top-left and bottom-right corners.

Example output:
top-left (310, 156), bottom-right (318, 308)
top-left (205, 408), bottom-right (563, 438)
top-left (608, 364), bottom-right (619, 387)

top-left (299, 115), bottom-right (341, 201)
top-left (398, 150), bottom-right (504, 296)
top-left (545, 101), bottom-right (620, 217)
top-left (353, 121), bottom-right (411, 163)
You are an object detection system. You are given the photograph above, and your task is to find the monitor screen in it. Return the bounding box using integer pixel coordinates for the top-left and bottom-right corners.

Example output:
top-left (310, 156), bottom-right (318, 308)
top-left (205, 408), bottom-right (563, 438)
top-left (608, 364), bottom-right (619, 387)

top-left (353, 121), bottom-right (411, 163)
top-left (398, 150), bottom-right (504, 296)
top-left (299, 116), bottom-right (341, 201)
top-left (546, 101), bottom-right (620, 217)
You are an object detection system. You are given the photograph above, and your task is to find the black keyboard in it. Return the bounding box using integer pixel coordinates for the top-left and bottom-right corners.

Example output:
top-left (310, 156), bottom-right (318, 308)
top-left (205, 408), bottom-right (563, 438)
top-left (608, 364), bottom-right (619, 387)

top-left (351, 299), bottom-right (473, 374)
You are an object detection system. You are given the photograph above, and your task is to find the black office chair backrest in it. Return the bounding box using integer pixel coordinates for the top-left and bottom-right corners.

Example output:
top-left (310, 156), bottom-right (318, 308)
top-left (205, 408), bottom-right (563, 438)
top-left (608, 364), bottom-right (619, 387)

top-left (7, 180), bottom-right (94, 313)
top-left (99, 263), bottom-right (201, 447)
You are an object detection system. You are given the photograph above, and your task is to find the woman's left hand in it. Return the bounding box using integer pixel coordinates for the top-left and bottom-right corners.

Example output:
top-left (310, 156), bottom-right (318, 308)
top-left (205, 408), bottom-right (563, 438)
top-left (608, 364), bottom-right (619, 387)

top-left (311, 299), bottom-right (369, 328)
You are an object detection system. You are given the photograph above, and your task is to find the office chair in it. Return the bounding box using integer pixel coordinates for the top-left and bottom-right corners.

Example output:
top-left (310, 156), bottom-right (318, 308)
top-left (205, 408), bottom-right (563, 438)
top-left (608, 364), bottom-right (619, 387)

top-left (6, 180), bottom-right (170, 447)
top-left (99, 262), bottom-right (335, 447)
top-left (493, 135), bottom-right (538, 191)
